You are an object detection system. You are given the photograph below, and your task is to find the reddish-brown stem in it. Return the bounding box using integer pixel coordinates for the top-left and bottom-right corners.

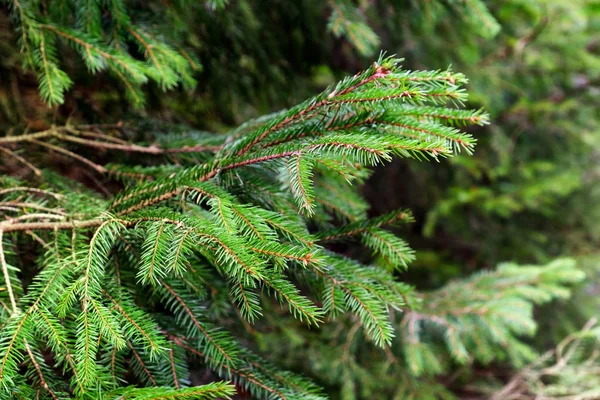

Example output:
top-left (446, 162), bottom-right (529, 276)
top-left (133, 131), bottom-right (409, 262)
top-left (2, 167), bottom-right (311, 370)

top-left (236, 100), bottom-right (329, 156)
top-left (2, 139), bottom-right (390, 229)
top-left (236, 66), bottom-right (391, 156)
top-left (335, 65), bottom-right (391, 97)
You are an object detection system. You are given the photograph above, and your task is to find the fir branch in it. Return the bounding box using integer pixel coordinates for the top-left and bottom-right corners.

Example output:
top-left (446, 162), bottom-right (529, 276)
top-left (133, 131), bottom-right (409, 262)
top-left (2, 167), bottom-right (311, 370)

top-left (171, 336), bottom-right (290, 400)
top-left (0, 57), bottom-right (495, 397)
top-left (160, 280), bottom-right (240, 367)
top-left (41, 25), bottom-right (148, 82)
top-left (102, 289), bottom-right (165, 354)
top-left (260, 273), bottom-right (323, 325)
top-left (317, 209), bottom-right (413, 242)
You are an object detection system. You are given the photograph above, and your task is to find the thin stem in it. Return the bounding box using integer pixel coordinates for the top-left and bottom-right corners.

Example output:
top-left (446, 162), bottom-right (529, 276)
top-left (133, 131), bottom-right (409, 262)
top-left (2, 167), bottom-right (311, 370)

top-left (30, 139), bottom-right (108, 174)
top-left (24, 340), bottom-right (59, 400)
top-left (56, 133), bottom-right (164, 154)
top-left (59, 132), bottom-right (221, 154)
top-left (1, 125), bottom-right (221, 154)
top-left (25, 230), bottom-right (49, 247)
top-left (0, 126), bottom-right (79, 144)
top-left (0, 229), bottom-right (17, 312)
top-left (1, 218), bottom-right (105, 233)
top-left (0, 187), bottom-right (63, 200)
top-left (8, 214), bottom-right (65, 222)
top-left (67, 127), bottom-right (128, 144)
top-left (0, 202), bottom-right (65, 216)
top-left (127, 27), bottom-right (163, 75)
top-left (0, 146), bottom-right (42, 176)
top-left (42, 25), bottom-right (143, 79)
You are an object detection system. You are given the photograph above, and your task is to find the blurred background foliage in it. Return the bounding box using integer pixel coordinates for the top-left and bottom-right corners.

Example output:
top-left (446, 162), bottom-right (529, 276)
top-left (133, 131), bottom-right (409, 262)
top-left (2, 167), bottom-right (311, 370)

top-left (1, 0), bottom-right (599, 398)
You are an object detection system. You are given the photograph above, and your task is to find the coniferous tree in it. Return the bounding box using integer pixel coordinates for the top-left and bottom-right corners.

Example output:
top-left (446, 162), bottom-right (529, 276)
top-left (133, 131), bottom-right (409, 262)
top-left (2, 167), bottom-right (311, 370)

top-left (1, 1), bottom-right (598, 399)
top-left (0, 54), bottom-right (586, 399)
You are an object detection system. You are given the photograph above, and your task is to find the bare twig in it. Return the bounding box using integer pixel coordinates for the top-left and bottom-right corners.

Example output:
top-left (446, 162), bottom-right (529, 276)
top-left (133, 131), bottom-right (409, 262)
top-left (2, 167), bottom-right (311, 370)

top-left (1, 218), bottom-right (105, 233)
top-left (0, 146), bottom-right (42, 176)
top-left (8, 213), bottom-right (65, 222)
top-left (30, 139), bottom-right (108, 174)
top-left (0, 202), bottom-right (65, 216)
top-left (0, 130), bottom-right (55, 144)
top-left (0, 230), bottom-right (17, 312)
top-left (0, 187), bottom-right (63, 200)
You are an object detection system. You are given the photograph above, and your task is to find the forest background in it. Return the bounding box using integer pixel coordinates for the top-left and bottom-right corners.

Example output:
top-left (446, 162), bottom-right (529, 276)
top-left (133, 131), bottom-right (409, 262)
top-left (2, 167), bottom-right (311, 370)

top-left (0, 0), bottom-right (599, 399)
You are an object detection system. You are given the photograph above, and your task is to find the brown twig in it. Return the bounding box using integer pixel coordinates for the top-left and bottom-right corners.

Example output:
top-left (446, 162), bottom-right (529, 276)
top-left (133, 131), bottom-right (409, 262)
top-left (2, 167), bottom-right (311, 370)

top-left (0, 146), bottom-right (42, 176)
top-left (30, 139), bottom-right (108, 174)
top-left (0, 187), bottom-right (63, 200)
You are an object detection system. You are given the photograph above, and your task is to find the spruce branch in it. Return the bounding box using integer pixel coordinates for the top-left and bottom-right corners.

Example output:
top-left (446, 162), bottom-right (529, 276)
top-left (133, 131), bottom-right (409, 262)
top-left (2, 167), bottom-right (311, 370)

top-left (399, 259), bottom-right (585, 375)
top-left (0, 57), bottom-right (495, 397)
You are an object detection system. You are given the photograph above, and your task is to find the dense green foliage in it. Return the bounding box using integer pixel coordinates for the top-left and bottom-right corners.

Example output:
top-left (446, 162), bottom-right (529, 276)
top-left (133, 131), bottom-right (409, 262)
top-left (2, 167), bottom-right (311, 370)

top-left (0, 0), bottom-right (599, 399)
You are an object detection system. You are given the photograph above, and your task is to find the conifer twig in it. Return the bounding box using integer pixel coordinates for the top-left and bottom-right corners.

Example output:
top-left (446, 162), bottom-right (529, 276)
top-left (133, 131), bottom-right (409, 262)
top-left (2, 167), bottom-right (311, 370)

top-left (0, 187), bottom-right (63, 200)
top-left (0, 146), bottom-right (42, 176)
top-left (30, 139), bottom-right (108, 174)
top-left (0, 230), bottom-right (17, 313)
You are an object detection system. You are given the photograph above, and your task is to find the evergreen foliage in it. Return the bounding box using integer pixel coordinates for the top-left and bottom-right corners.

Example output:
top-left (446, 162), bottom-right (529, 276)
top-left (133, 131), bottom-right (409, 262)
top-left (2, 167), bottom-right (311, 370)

top-left (0, 0), bottom-right (509, 120)
top-left (0, 0), bottom-right (597, 399)
top-left (260, 258), bottom-right (584, 399)
top-left (0, 52), bottom-right (584, 398)
top-left (1, 0), bottom-right (197, 107)
top-left (0, 56), bottom-right (487, 398)
top-left (387, 0), bottom-right (600, 266)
